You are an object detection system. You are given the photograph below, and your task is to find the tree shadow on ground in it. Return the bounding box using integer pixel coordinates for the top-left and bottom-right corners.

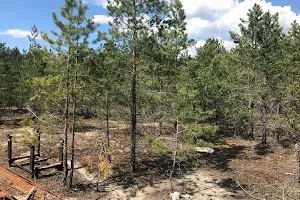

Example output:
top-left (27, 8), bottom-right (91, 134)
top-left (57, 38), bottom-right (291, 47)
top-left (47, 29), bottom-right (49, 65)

top-left (217, 178), bottom-right (245, 199)
top-left (101, 155), bottom-right (176, 190)
top-left (76, 125), bottom-right (103, 132)
top-left (71, 152), bottom-right (193, 193)
top-left (70, 141), bottom-right (249, 193)
top-left (254, 143), bottom-right (273, 155)
top-left (199, 145), bottom-right (247, 171)
top-left (95, 143), bottom-right (248, 190)
top-left (217, 178), bottom-right (241, 193)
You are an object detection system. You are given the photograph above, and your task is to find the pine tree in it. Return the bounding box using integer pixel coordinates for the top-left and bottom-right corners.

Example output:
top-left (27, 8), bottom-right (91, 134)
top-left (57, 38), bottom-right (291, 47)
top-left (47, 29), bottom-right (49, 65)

top-left (0, 44), bottom-right (23, 109)
top-left (42, 0), bottom-right (98, 188)
top-left (230, 3), bottom-right (283, 143)
top-left (107, 0), bottom-right (167, 171)
top-left (152, 0), bottom-right (193, 133)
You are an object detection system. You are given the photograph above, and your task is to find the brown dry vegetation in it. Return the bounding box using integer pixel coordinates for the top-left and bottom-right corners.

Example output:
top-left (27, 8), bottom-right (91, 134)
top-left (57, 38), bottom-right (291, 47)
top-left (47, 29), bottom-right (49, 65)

top-left (0, 110), bottom-right (299, 199)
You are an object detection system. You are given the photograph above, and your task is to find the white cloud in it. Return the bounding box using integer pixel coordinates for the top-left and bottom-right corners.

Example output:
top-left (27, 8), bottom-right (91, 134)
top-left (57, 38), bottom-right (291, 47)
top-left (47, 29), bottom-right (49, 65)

top-left (0, 29), bottom-right (31, 38)
top-left (86, 0), bottom-right (107, 8)
top-left (188, 40), bottom-right (206, 56)
top-left (94, 0), bottom-right (107, 7)
top-left (183, 0), bottom-right (300, 53)
top-left (173, 0), bottom-right (238, 20)
top-left (89, 0), bottom-right (300, 52)
top-left (223, 40), bottom-right (235, 50)
top-left (93, 14), bottom-right (112, 24)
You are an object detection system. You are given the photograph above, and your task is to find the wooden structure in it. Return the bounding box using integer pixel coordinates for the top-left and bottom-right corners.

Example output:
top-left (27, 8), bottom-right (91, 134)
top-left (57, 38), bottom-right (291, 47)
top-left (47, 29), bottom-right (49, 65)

top-left (0, 190), bottom-right (17, 200)
top-left (0, 166), bottom-right (62, 199)
top-left (7, 134), bottom-right (63, 178)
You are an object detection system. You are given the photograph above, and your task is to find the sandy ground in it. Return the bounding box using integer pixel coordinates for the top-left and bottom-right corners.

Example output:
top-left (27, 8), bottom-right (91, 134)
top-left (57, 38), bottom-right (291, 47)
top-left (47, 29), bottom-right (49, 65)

top-left (1, 111), bottom-right (299, 199)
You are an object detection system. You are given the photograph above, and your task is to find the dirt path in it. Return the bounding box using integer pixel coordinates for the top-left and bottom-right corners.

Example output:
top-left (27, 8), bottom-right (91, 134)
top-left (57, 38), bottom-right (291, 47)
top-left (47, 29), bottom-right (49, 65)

top-left (128, 169), bottom-right (236, 200)
top-left (75, 162), bottom-right (237, 200)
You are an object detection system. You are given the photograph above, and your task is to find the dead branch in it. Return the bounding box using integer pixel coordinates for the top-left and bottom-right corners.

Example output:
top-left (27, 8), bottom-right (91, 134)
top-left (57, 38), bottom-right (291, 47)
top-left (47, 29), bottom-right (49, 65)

top-left (235, 180), bottom-right (264, 200)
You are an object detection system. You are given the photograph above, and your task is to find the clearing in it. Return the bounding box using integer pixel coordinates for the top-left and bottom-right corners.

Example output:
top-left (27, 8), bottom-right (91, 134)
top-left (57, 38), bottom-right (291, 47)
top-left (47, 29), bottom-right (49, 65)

top-left (0, 110), bottom-right (299, 199)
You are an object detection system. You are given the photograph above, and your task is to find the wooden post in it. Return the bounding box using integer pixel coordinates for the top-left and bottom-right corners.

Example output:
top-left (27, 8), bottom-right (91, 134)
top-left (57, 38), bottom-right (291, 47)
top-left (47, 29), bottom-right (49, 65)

top-left (34, 167), bottom-right (40, 179)
top-left (7, 135), bottom-right (12, 167)
top-left (37, 129), bottom-right (41, 157)
top-left (30, 145), bottom-right (35, 178)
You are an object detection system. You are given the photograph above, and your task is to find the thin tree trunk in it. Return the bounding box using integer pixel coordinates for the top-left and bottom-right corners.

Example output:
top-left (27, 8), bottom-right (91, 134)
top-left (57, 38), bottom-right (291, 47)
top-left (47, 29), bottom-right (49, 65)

top-left (130, 0), bottom-right (137, 173)
top-left (159, 84), bottom-right (163, 135)
top-left (68, 83), bottom-right (76, 189)
top-left (295, 143), bottom-right (300, 183)
top-left (68, 41), bottom-right (78, 189)
top-left (131, 36), bottom-right (137, 172)
top-left (169, 117), bottom-right (179, 191)
top-left (159, 117), bottom-right (163, 135)
top-left (106, 90), bottom-right (110, 147)
top-left (261, 102), bottom-right (267, 144)
top-left (130, 0), bottom-right (137, 172)
top-left (248, 71), bottom-right (254, 139)
top-left (63, 50), bottom-right (70, 186)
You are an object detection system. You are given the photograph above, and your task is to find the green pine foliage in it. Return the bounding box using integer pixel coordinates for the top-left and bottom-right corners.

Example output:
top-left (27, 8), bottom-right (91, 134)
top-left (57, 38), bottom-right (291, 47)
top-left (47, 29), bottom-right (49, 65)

top-left (1, 1), bottom-right (300, 190)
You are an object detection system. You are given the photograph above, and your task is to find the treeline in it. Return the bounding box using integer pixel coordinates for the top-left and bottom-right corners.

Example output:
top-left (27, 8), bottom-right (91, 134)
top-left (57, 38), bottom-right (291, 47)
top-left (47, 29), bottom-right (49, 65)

top-left (0, 0), bottom-right (299, 188)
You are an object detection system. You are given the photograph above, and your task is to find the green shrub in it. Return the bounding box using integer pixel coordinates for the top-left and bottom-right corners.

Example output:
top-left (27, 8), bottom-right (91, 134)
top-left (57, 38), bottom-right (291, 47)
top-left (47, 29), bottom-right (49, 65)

top-left (184, 124), bottom-right (218, 147)
top-left (195, 139), bottom-right (214, 148)
top-left (145, 136), bottom-right (167, 155)
top-left (178, 145), bottom-right (195, 161)
top-left (20, 118), bottom-right (38, 130)
top-left (20, 127), bottom-right (39, 147)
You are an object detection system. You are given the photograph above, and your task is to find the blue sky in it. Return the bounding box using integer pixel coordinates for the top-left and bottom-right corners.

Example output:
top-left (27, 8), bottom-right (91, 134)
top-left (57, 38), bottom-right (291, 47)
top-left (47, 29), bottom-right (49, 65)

top-left (0, 0), bottom-right (110, 49)
top-left (1, 0), bottom-right (300, 51)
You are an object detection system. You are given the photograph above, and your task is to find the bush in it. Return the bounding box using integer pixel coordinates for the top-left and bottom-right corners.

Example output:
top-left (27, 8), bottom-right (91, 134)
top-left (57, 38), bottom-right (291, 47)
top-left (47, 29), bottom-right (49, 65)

top-left (145, 136), bottom-right (168, 155)
top-left (20, 127), bottom-right (39, 147)
top-left (184, 124), bottom-right (218, 147)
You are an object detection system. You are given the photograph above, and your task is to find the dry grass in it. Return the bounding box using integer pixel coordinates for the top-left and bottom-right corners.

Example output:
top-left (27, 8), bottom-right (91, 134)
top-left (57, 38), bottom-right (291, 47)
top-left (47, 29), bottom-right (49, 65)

top-left (1, 111), bottom-right (300, 199)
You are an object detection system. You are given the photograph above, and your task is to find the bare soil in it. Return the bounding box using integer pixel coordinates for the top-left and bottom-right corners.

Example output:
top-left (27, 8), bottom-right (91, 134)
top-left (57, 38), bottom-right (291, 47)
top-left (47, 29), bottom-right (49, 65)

top-left (0, 110), bottom-right (299, 199)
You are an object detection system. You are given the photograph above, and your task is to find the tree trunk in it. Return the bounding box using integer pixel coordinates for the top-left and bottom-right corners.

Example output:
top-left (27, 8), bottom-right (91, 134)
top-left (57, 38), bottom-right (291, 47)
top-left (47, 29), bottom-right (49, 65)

top-left (68, 46), bottom-right (78, 189)
top-left (159, 84), bottom-right (163, 135)
top-left (63, 51), bottom-right (70, 186)
top-left (68, 90), bottom-right (76, 189)
top-left (106, 90), bottom-right (110, 148)
top-left (248, 72), bottom-right (254, 139)
top-left (130, 25), bottom-right (137, 172)
top-left (169, 117), bottom-right (179, 191)
top-left (159, 117), bottom-right (163, 135)
top-left (261, 103), bottom-right (267, 144)
top-left (249, 106), bottom-right (254, 139)
top-left (131, 48), bottom-right (137, 172)
top-left (295, 143), bottom-right (300, 183)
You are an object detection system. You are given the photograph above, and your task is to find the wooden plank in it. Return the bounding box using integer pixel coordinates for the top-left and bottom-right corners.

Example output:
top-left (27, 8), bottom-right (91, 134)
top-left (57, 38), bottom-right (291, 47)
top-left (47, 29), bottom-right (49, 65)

top-left (0, 167), bottom-right (62, 199)
top-left (20, 158), bottom-right (48, 166)
top-left (38, 163), bottom-right (63, 171)
top-left (0, 190), bottom-right (17, 200)
top-left (12, 154), bottom-right (39, 161)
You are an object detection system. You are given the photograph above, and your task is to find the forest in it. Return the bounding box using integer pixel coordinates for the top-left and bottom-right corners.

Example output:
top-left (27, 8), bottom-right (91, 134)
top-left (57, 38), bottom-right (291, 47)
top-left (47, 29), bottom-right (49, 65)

top-left (0, 0), bottom-right (300, 199)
